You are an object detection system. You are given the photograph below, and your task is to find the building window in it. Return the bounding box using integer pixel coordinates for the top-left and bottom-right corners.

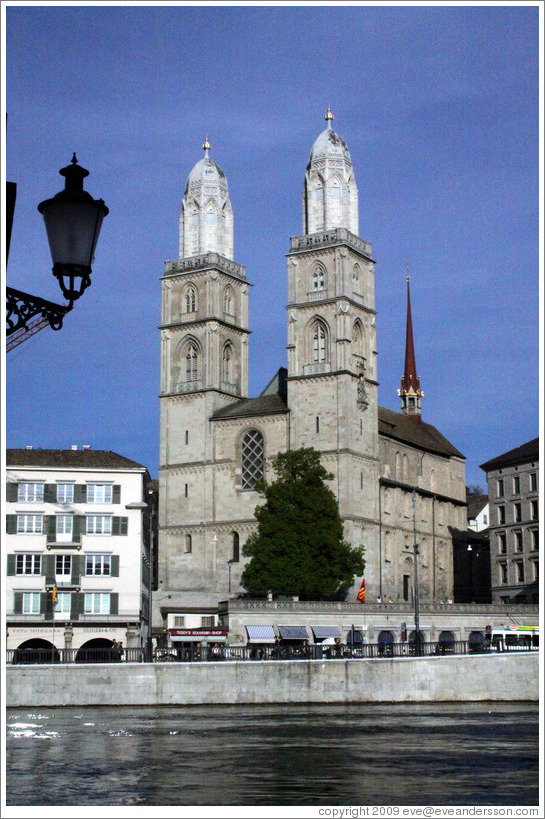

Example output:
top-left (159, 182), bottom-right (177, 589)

top-left (185, 286), bottom-right (197, 313)
top-left (223, 288), bottom-right (233, 315)
top-left (56, 515), bottom-right (73, 541)
top-left (312, 265), bottom-right (325, 291)
top-left (312, 322), bottom-right (327, 363)
top-left (173, 616), bottom-right (185, 627)
top-left (86, 554), bottom-right (111, 575)
top-left (513, 476), bottom-right (520, 495)
top-left (184, 534), bottom-right (192, 554)
top-left (222, 344), bottom-right (232, 383)
top-left (22, 592), bottom-right (41, 614)
top-left (531, 500), bottom-right (538, 521)
top-left (201, 616), bottom-right (215, 628)
top-left (86, 516), bottom-right (112, 535)
top-left (513, 503), bottom-right (522, 523)
top-left (185, 430), bottom-right (189, 445)
top-left (498, 533), bottom-right (506, 554)
top-left (241, 429), bottom-right (264, 490)
top-left (56, 592), bottom-right (71, 615)
top-left (184, 483), bottom-right (188, 497)
top-left (16, 554), bottom-right (41, 575)
top-left (497, 479), bottom-right (504, 498)
top-left (87, 484), bottom-right (113, 504)
top-left (316, 416), bottom-right (320, 433)
top-left (516, 562), bottom-right (525, 583)
top-left (498, 506), bottom-right (506, 525)
top-left (17, 483), bottom-right (44, 503)
top-left (483, 514), bottom-right (488, 525)
top-left (56, 483), bottom-right (74, 503)
top-left (530, 472), bottom-right (538, 492)
top-left (185, 343), bottom-right (198, 382)
top-left (232, 531), bottom-right (240, 562)
top-left (56, 555), bottom-right (72, 577)
top-left (17, 514), bottom-right (43, 534)
top-left (84, 593), bottom-right (111, 614)
top-left (531, 530), bottom-right (539, 551)
top-left (499, 563), bottom-right (508, 584)
top-left (514, 531), bottom-right (523, 553)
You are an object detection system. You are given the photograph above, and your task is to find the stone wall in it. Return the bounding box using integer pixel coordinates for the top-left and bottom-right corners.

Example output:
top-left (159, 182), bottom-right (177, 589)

top-left (6, 653), bottom-right (538, 708)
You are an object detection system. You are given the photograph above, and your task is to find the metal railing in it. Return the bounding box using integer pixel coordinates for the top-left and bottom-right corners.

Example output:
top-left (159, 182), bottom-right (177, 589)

top-left (7, 647), bottom-right (145, 665)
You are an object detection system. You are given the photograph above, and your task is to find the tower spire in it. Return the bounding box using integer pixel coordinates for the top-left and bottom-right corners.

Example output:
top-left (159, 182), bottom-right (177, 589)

top-left (398, 267), bottom-right (423, 420)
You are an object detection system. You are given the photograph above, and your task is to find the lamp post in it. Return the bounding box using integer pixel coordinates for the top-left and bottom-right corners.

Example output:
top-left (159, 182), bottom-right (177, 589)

top-left (6, 154), bottom-right (108, 337)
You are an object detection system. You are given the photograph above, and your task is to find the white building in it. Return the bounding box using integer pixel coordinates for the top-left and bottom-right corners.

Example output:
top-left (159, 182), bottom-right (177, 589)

top-left (5, 447), bottom-right (152, 659)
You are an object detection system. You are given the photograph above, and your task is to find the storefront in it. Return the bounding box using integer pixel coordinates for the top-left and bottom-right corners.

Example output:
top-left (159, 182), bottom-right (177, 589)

top-left (169, 628), bottom-right (228, 661)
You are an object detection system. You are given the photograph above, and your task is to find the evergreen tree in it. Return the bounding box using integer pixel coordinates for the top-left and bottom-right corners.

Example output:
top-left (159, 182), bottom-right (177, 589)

top-left (241, 447), bottom-right (365, 599)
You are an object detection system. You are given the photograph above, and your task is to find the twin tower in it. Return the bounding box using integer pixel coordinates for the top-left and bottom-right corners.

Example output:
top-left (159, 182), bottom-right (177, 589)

top-left (156, 111), bottom-right (437, 616)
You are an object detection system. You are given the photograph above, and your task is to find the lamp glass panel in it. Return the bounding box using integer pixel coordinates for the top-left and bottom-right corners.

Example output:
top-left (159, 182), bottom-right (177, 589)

top-left (42, 201), bottom-right (105, 267)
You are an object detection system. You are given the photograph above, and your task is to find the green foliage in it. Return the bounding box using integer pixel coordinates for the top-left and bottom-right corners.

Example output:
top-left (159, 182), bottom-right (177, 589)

top-left (241, 447), bottom-right (365, 600)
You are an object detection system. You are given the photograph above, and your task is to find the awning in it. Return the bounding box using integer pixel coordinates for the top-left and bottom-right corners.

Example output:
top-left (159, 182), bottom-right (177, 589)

top-left (311, 626), bottom-right (342, 640)
top-left (278, 625), bottom-right (309, 641)
top-left (246, 625), bottom-right (276, 644)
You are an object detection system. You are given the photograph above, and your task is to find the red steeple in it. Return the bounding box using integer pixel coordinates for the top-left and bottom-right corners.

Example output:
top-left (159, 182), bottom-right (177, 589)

top-left (398, 272), bottom-right (423, 420)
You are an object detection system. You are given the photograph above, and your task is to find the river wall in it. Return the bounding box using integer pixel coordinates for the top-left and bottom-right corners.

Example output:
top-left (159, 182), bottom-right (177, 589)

top-left (6, 652), bottom-right (539, 707)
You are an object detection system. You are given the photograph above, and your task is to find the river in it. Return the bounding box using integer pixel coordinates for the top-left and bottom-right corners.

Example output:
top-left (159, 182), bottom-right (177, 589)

top-left (5, 702), bottom-right (539, 807)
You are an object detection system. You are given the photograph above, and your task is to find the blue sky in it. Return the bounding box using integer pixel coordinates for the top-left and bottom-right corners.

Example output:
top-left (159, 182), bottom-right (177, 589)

top-left (4, 2), bottom-right (541, 486)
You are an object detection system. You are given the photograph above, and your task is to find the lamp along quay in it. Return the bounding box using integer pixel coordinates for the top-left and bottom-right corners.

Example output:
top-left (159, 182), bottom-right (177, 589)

top-left (6, 154), bottom-right (109, 345)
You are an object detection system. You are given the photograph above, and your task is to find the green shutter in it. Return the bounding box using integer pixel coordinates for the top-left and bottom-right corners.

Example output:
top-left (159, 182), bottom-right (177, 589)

top-left (73, 516), bottom-right (84, 543)
top-left (113, 485), bottom-right (121, 504)
top-left (46, 515), bottom-right (56, 543)
top-left (112, 517), bottom-right (128, 536)
top-left (109, 593), bottom-right (119, 615)
top-left (110, 555), bottom-right (120, 577)
top-left (42, 553), bottom-right (56, 585)
top-left (71, 554), bottom-right (84, 585)
top-left (13, 592), bottom-right (23, 614)
top-left (41, 590), bottom-right (54, 619)
top-left (70, 592), bottom-right (81, 620)
top-left (44, 484), bottom-right (56, 503)
top-left (6, 515), bottom-right (17, 535)
top-left (74, 484), bottom-right (87, 503)
top-left (7, 554), bottom-right (17, 575)
top-left (6, 483), bottom-right (18, 502)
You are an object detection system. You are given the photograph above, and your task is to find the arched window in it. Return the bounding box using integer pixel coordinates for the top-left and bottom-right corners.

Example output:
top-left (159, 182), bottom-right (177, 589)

top-left (232, 532), bottom-right (240, 563)
top-left (184, 534), bottom-right (192, 554)
top-left (241, 430), bottom-right (264, 490)
top-left (312, 265), bottom-right (325, 291)
top-left (185, 343), bottom-right (198, 382)
top-left (222, 344), bottom-right (232, 383)
top-left (185, 286), bottom-right (197, 313)
top-left (353, 321), bottom-right (363, 356)
top-left (312, 321), bottom-right (327, 363)
top-left (353, 263), bottom-right (362, 293)
top-left (223, 287), bottom-right (233, 316)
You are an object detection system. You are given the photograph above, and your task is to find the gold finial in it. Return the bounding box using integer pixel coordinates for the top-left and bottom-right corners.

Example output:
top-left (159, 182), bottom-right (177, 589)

top-left (325, 106), bottom-right (334, 123)
top-left (202, 135), bottom-right (211, 152)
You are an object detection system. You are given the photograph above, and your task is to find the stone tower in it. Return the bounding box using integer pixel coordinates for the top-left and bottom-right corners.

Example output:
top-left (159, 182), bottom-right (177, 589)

top-left (286, 109), bottom-right (380, 591)
top-left (157, 138), bottom-right (251, 611)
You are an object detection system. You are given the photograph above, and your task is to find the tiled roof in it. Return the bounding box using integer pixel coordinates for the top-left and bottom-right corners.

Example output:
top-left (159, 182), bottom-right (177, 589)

top-left (480, 438), bottom-right (539, 471)
top-left (378, 406), bottom-right (464, 459)
top-left (212, 393), bottom-right (289, 420)
top-left (6, 448), bottom-right (148, 471)
top-left (466, 493), bottom-right (488, 520)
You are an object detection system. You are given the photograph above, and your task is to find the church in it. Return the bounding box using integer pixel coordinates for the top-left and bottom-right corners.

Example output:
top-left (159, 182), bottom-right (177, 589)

top-left (154, 111), bottom-right (467, 631)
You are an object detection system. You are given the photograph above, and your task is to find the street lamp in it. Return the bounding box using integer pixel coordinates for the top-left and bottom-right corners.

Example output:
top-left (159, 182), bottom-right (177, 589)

top-left (6, 153), bottom-right (109, 337)
top-left (412, 490), bottom-right (421, 657)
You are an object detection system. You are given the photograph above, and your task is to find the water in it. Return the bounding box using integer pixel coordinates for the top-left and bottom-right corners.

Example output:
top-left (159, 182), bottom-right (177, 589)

top-left (5, 703), bottom-right (540, 807)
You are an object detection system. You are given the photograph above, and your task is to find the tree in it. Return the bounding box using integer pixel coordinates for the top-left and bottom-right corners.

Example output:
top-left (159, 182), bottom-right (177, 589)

top-left (241, 447), bottom-right (365, 600)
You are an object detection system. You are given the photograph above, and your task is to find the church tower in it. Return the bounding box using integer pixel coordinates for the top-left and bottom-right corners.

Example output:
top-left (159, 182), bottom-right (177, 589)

top-left (398, 274), bottom-right (423, 420)
top-left (157, 138), bottom-right (250, 614)
top-left (286, 110), bottom-right (380, 593)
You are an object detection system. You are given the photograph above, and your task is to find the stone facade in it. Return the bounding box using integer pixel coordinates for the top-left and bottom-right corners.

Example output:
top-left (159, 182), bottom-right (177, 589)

top-left (156, 114), bottom-right (468, 635)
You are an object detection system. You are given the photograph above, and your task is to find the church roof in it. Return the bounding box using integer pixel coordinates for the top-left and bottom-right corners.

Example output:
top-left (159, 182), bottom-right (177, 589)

top-left (211, 392), bottom-right (289, 421)
top-left (378, 406), bottom-right (464, 459)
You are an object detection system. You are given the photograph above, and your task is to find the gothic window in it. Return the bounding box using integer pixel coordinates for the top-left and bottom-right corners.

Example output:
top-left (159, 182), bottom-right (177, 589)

top-left (223, 287), bottom-right (234, 316)
top-left (185, 285), bottom-right (197, 313)
top-left (232, 532), bottom-right (240, 562)
top-left (206, 203), bottom-right (216, 224)
top-left (241, 430), bottom-right (264, 490)
top-left (353, 321), bottom-right (363, 356)
top-left (312, 321), bottom-right (327, 363)
top-left (311, 265), bottom-right (325, 291)
top-left (185, 343), bottom-right (198, 382)
top-left (353, 264), bottom-right (362, 294)
top-left (222, 344), bottom-right (232, 383)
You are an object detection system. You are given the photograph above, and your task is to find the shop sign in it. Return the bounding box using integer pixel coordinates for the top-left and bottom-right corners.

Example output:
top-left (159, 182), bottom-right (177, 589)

top-left (170, 629), bottom-right (228, 637)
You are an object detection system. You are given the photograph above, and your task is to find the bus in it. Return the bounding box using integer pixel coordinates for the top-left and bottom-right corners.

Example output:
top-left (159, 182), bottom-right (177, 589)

top-left (490, 625), bottom-right (539, 652)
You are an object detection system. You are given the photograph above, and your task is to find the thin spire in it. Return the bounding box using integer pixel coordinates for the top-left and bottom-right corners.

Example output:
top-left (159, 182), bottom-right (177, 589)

top-left (398, 266), bottom-right (423, 420)
top-left (325, 106), bottom-right (334, 128)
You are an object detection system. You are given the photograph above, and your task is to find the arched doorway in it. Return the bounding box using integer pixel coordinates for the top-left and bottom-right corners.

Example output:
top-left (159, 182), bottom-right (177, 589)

top-left (378, 630), bottom-right (394, 656)
top-left (409, 630), bottom-right (426, 654)
top-left (468, 631), bottom-right (485, 653)
top-left (437, 630), bottom-right (455, 654)
top-left (13, 638), bottom-right (60, 665)
top-left (75, 638), bottom-right (115, 664)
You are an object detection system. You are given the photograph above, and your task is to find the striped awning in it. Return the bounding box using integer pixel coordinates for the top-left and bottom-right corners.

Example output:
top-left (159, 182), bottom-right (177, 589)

top-left (246, 625), bottom-right (276, 644)
top-left (311, 626), bottom-right (342, 640)
top-left (278, 625), bottom-right (309, 641)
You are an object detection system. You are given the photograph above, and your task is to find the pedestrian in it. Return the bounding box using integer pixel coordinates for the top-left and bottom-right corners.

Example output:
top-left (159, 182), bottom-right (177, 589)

top-left (118, 641), bottom-right (124, 662)
top-left (110, 638), bottom-right (121, 662)
top-left (377, 595), bottom-right (382, 604)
